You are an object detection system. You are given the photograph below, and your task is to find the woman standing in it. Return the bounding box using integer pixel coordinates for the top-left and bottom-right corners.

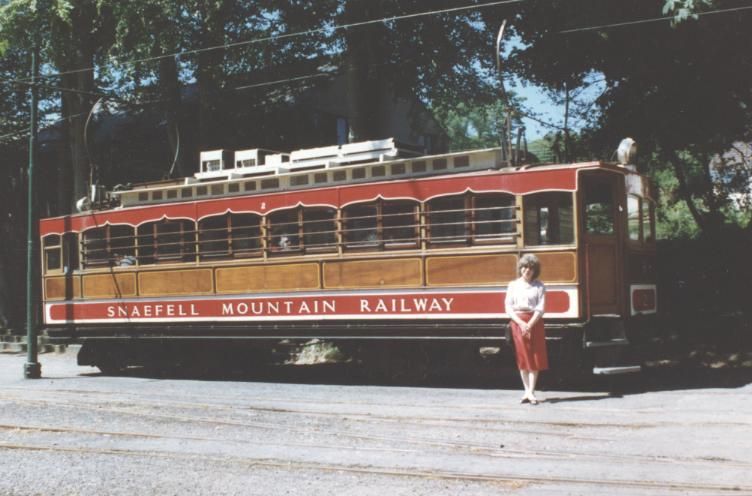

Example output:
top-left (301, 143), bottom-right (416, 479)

top-left (505, 254), bottom-right (548, 404)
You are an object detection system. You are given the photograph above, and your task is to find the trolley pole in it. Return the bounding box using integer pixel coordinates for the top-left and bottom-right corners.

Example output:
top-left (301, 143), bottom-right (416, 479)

top-left (24, 45), bottom-right (41, 379)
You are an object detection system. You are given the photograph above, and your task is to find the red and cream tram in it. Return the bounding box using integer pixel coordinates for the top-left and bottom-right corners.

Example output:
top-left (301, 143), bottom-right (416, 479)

top-left (40, 138), bottom-right (657, 374)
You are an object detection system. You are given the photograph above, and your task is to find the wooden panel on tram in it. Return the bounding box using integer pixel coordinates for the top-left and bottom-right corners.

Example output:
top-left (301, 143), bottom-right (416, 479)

top-left (425, 254), bottom-right (516, 286)
top-left (324, 258), bottom-right (422, 289)
top-left (587, 244), bottom-right (618, 309)
top-left (139, 269), bottom-right (213, 296)
top-left (535, 252), bottom-right (578, 283)
top-left (44, 276), bottom-right (82, 300)
top-left (216, 263), bottom-right (320, 293)
top-left (82, 273), bottom-right (137, 298)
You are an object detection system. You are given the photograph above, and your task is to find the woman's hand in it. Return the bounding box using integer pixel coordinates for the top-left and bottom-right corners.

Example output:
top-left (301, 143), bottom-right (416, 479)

top-left (518, 321), bottom-right (530, 337)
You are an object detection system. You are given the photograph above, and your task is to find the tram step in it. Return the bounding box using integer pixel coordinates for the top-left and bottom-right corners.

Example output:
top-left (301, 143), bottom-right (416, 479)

top-left (584, 338), bottom-right (630, 349)
top-left (593, 365), bottom-right (642, 375)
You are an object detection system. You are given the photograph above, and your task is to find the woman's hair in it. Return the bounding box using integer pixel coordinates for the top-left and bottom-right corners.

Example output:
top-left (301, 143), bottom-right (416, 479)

top-left (517, 253), bottom-right (541, 279)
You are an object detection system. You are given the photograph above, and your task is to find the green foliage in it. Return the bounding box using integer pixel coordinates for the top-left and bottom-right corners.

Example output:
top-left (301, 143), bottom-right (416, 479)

top-left (431, 101), bottom-right (505, 152)
top-left (508, 0), bottom-right (752, 235)
top-left (650, 167), bottom-right (702, 239)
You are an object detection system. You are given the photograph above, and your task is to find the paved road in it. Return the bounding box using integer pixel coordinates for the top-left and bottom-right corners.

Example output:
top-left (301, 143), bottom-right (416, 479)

top-left (0, 350), bottom-right (750, 495)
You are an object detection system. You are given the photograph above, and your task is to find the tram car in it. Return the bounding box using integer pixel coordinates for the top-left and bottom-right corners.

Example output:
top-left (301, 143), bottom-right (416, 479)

top-left (40, 138), bottom-right (657, 375)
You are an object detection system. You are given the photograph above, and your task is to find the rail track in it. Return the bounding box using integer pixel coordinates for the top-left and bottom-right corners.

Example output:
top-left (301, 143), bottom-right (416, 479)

top-left (1, 440), bottom-right (749, 493)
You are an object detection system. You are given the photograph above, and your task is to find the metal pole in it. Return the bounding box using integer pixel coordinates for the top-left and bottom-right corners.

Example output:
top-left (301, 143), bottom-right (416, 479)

top-left (24, 45), bottom-right (41, 379)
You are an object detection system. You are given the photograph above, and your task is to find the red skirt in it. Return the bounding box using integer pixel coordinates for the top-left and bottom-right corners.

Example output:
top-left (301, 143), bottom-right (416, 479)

top-left (510, 312), bottom-right (549, 371)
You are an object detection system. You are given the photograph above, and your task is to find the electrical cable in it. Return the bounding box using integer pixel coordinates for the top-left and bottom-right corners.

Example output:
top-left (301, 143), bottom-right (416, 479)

top-left (560, 4), bottom-right (752, 34)
top-left (19, 0), bottom-right (524, 82)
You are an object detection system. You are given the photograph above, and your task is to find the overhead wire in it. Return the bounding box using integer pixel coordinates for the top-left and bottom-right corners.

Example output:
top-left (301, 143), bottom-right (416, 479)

top-left (21, 0), bottom-right (526, 83)
top-left (560, 4), bottom-right (752, 34)
top-left (4, 0), bottom-right (749, 140)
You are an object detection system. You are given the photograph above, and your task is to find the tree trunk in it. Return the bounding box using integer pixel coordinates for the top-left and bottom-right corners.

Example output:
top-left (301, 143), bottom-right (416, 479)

top-left (57, 3), bottom-right (97, 212)
top-left (666, 150), bottom-right (708, 233)
top-left (196, 2), bottom-right (229, 150)
top-left (343, 0), bottom-right (387, 141)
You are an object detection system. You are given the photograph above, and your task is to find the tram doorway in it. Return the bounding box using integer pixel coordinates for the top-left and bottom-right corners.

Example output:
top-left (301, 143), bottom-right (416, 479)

top-left (581, 173), bottom-right (624, 316)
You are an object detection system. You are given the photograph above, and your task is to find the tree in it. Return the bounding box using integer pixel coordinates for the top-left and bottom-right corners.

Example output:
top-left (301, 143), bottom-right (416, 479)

top-left (508, 0), bottom-right (752, 234)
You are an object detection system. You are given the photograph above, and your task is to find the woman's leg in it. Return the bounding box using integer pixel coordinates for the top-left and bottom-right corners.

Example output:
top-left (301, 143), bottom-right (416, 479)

top-left (528, 371), bottom-right (539, 399)
top-left (519, 369), bottom-right (530, 397)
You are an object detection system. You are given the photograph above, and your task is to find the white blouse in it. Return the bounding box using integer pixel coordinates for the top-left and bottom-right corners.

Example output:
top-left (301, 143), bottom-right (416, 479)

top-left (504, 278), bottom-right (546, 315)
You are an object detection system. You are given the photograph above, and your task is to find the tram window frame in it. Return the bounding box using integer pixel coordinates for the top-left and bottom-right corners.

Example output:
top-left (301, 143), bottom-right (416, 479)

top-left (471, 193), bottom-right (517, 245)
top-left (627, 194), bottom-right (641, 242)
top-left (198, 214), bottom-right (231, 260)
top-left (643, 199), bottom-right (656, 244)
top-left (383, 201), bottom-right (419, 249)
top-left (137, 219), bottom-right (196, 265)
top-left (522, 192), bottom-right (574, 246)
top-left (584, 183), bottom-right (615, 236)
top-left (230, 213), bottom-right (263, 257)
top-left (303, 207), bottom-right (337, 253)
top-left (43, 235), bottom-right (62, 273)
top-left (81, 224), bottom-right (137, 268)
top-left (427, 195), bottom-right (469, 247)
top-left (64, 233), bottom-right (80, 273)
top-left (342, 202), bottom-right (379, 251)
top-left (268, 208), bottom-right (302, 254)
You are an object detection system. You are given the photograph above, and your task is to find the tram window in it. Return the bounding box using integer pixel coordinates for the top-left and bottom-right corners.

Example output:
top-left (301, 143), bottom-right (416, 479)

top-left (110, 225), bottom-right (135, 258)
top-left (43, 235), bottom-right (62, 272)
top-left (333, 170), bottom-right (347, 182)
top-left (290, 175), bottom-right (309, 187)
top-left (82, 228), bottom-right (108, 267)
top-left (269, 209), bottom-right (301, 253)
top-left (523, 192), bottom-right (574, 245)
top-left (81, 225), bottom-right (136, 267)
top-left (352, 169), bottom-right (366, 180)
top-left (64, 233), bottom-right (79, 272)
top-left (343, 203), bottom-right (378, 249)
top-left (412, 161), bottom-right (427, 173)
top-left (261, 178), bottom-right (279, 190)
top-left (230, 214), bottom-right (262, 256)
top-left (303, 208), bottom-right (337, 252)
top-left (584, 184), bottom-right (614, 235)
top-left (198, 215), bottom-right (230, 260)
top-left (383, 201), bottom-right (419, 248)
top-left (473, 194), bottom-right (516, 243)
top-left (137, 219), bottom-right (195, 264)
top-left (643, 200), bottom-right (655, 243)
top-left (454, 155), bottom-right (470, 168)
top-left (628, 195), bottom-right (641, 241)
top-left (428, 196), bottom-right (468, 245)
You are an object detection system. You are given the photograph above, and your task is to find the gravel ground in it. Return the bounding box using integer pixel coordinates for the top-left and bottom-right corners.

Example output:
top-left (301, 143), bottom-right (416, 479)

top-left (0, 349), bottom-right (751, 496)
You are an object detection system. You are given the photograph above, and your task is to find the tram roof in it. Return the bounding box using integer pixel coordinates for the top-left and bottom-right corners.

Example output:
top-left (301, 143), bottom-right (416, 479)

top-left (40, 146), bottom-right (646, 235)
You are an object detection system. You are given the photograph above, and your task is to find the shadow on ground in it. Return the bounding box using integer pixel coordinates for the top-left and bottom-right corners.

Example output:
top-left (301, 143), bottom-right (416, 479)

top-left (97, 337), bottom-right (752, 396)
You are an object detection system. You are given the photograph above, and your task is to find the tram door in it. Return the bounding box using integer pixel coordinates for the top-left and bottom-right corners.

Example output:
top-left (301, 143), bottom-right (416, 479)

top-left (582, 173), bottom-right (624, 316)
